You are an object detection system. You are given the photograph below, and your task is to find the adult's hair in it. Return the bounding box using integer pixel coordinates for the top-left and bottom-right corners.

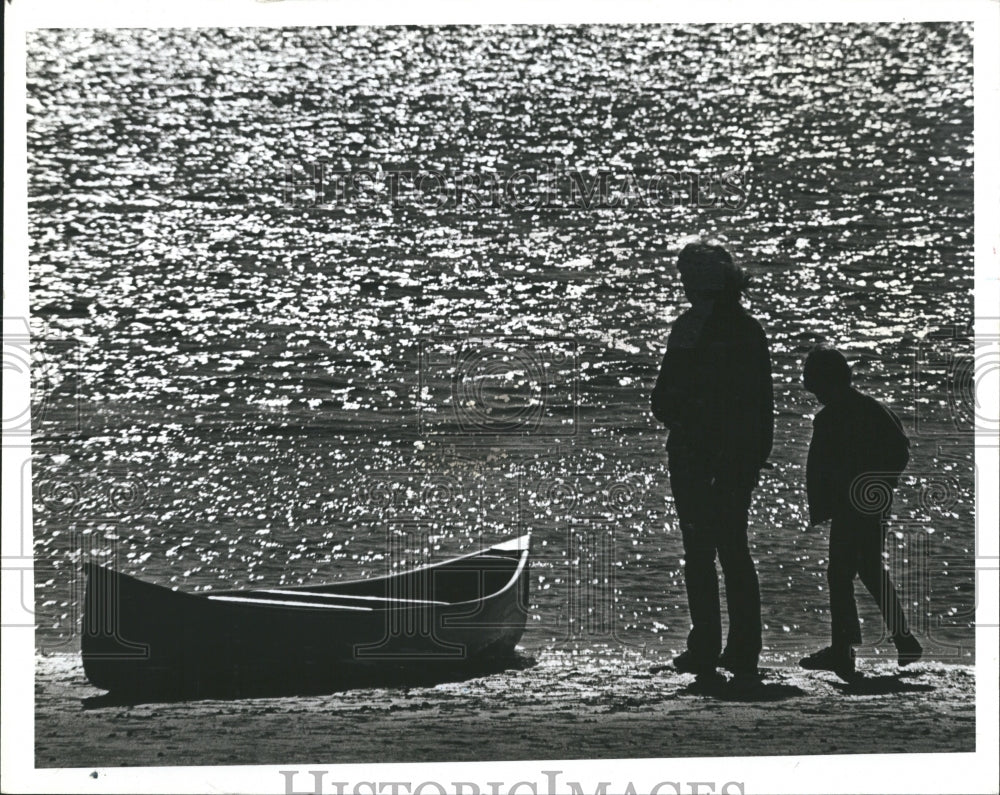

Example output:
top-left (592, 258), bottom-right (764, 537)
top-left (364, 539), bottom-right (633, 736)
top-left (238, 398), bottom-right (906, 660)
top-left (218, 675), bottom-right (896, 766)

top-left (676, 242), bottom-right (749, 302)
top-left (803, 345), bottom-right (853, 391)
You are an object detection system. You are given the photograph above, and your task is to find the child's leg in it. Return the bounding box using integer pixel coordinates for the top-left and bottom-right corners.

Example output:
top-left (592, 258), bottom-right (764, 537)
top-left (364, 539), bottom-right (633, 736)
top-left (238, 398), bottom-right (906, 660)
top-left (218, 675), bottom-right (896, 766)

top-left (828, 516), bottom-right (863, 648)
top-left (855, 516), bottom-right (910, 639)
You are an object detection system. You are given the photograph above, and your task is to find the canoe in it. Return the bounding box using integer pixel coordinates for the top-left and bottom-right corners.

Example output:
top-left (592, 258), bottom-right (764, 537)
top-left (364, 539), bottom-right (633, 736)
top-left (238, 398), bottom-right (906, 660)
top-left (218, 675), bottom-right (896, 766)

top-left (82, 534), bottom-right (531, 697)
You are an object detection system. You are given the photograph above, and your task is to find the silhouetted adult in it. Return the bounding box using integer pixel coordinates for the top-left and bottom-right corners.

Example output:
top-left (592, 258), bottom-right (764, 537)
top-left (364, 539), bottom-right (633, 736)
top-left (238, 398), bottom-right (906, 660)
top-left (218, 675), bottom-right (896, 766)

top-left (800, 345), bottom-right (922, 679)
top-left (651, 242), bottom-right (774, 683)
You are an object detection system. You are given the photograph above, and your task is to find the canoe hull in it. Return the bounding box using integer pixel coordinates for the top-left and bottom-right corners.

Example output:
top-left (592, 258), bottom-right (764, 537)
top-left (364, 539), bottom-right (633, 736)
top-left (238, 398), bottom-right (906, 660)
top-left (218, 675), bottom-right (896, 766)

top-left (82, 538), bottom-right (530, 697)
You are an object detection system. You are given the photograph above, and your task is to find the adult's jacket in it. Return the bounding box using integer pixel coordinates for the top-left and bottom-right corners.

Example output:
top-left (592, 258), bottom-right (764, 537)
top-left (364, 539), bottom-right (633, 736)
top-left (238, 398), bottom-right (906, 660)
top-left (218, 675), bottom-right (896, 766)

top-left (651, 300), bottom-right (774, 489)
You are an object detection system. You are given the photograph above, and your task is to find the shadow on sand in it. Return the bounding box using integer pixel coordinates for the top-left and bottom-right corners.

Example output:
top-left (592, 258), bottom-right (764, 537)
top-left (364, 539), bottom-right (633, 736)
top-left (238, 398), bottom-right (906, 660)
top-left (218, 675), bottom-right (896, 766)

top-left (832, 673), bottom-right (935, 696)
top-left (81, 653), bottom-right (537, 709)
top-left (651, 665), bottom-right (806, 702)
top-left (680, 678), bottom-right (807, 702)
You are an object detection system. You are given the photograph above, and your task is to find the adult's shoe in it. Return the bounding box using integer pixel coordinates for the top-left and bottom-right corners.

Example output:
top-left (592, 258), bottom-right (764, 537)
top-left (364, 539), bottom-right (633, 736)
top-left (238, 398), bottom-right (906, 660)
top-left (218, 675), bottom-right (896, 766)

top-left (800, 645), bottom-right (856, 680)
top-left (671, 649), bottom-right (716, 675)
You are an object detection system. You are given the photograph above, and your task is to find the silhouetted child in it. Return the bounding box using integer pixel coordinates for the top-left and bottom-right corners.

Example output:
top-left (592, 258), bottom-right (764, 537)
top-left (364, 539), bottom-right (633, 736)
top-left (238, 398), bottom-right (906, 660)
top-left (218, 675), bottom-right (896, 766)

top-left (800, 346), bottom-right (922, 679)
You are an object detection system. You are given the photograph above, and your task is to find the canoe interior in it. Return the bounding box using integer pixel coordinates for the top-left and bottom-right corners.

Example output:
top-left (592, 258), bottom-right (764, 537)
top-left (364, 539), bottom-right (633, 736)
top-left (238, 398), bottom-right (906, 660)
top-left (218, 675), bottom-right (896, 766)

top-left (212, 552), bottom-right (523, 607)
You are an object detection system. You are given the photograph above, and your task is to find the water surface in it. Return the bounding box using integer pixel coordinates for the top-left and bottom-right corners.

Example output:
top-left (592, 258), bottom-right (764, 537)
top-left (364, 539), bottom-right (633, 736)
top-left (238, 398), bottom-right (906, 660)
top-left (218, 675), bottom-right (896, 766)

top-left (26, 24), bottom-right (975, 664)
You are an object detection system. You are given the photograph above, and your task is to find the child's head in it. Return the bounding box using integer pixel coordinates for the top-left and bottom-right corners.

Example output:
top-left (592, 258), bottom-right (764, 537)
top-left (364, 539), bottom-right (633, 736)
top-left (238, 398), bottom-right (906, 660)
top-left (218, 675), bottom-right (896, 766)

top-left (676, 242), bottom-right (748, 305)
top-left (803, 345), bottom-right (852, 404)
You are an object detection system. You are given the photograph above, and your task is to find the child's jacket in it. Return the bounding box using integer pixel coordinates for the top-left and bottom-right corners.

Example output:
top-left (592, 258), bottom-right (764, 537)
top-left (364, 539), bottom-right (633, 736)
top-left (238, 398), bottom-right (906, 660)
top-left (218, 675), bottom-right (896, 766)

top-left (807, 387), bottom-right (910, 525)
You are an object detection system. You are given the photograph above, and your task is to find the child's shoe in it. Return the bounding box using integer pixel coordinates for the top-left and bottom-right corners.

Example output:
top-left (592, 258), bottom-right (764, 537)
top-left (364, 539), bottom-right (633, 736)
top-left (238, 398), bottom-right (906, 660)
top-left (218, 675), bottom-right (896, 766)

top-left (893, 633), bottom-right (922, 667)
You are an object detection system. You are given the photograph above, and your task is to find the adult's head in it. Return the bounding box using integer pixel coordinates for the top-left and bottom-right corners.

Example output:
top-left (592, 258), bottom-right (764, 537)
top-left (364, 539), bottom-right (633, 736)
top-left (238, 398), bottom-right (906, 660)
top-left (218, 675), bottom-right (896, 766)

top-left (803, 345), bottom-right (852, 405)
top-left (676, 242), bottom-right (748, 305)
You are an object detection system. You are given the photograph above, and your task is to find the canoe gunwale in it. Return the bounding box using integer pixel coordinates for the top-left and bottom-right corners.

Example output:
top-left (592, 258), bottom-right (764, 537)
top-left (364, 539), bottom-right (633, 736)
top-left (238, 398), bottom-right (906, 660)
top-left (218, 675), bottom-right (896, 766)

top-left (82, 533), bottom-right (531, 612)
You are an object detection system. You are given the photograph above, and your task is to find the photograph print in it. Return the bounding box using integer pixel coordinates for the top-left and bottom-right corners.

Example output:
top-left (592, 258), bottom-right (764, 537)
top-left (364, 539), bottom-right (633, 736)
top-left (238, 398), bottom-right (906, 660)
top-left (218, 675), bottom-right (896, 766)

top-left (3, 7), bottom-right (998, 793)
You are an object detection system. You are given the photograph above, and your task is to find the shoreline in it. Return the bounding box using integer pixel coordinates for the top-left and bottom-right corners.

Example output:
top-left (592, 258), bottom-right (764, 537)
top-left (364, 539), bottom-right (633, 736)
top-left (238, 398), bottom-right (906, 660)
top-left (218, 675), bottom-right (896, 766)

top-left (36, 651), bottom-right (976, 768)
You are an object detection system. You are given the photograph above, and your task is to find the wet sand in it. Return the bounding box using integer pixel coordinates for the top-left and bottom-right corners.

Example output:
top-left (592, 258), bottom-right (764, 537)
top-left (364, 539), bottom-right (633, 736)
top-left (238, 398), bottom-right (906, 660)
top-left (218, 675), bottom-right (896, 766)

top-left (35, 651), bottom-right (976, 768)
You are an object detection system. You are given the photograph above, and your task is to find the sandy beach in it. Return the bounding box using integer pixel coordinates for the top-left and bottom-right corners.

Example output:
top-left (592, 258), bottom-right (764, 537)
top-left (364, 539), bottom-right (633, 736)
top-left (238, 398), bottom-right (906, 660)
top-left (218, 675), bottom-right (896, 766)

top-left (35, 650), bottom-right (975, 768)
